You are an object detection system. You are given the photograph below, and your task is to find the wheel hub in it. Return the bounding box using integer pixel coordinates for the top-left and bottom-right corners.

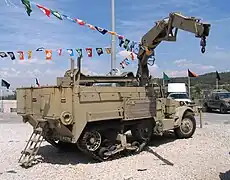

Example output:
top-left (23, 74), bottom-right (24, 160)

top-left (82, 130), bottom-right (102, 152)
top-left (180, 118), bottom-right (193, 134)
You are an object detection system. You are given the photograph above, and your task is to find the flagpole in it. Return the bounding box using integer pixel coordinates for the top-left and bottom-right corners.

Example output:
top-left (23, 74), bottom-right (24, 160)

top-left (188, 76), bottom-right (191, 99)
top-left (216, 78), bottom-right (218, 90)
top-left (111, 0), bottom-right (116, 76)
top-left (162, 73), bottom-right (165, 97)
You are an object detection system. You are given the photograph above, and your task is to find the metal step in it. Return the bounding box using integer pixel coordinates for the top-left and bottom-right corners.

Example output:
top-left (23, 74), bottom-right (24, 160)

top-left (18, 123), bottom-right (44, 168)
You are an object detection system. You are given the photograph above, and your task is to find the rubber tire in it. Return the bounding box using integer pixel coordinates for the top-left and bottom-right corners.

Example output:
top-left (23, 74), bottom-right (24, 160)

top-left (174, 113), bottom-right (196, 139)
top-left (220, 104), bottom-right (227, 114)
top-left (98, 147), bottom-right (110, 160)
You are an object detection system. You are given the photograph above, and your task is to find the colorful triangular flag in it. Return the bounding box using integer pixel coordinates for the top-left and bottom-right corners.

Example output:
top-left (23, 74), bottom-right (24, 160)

top-left (67, 49), bottom-right (74, 56)
top-left (45, 50), bottom-right (52, 60)
top-left (188, 69), bottom-right (198, 77)
top-left (108, 31), bottom-right (116, 35)
top-left (86, 23), bottom-right (96, 30)
top-left (129, 41), bottom-right (136, 51)
top-left (7, 52), bottom-right (15, 60)
top-left (0, 52), bottom-right (7, 58)
top-left (36, 4), bottom-right (51, 17)
top-left (163, 72), bottom-right (170, 81)
top-left (74, 18), bottom-right (86, 26)
top-left (17, 51), bottom-right (24, 60)
top-left (1, 79), bottom-right (10, 89)
top-left (118, 37), bottom-right (124, 47)
top-left (76, 48), bottom-right (82, 57)
top-left (21, 0), bottom-right (32, 16)
top-left (35, 78), bottom-right (40, 87)
top-left (105, 48), bottom-right (111, 54)
top-left (28, 50), bottom-right (32, 59)
top-left (96, 48), bottom-right (103, 56)
top-left (95, 26), bottom-right (108, 35)
top-left (36, 47), bottom-right (44, 51)
top-left (57, 48), bottom-right (62, 56)
top-left (51, 10), bottom-right (62, 20)
top-left (62, 14), bottom-right (75, 23)
top-left (123, 39), bottom-right (130, 49)
top-left (86, 48), bottom-right (92, 57)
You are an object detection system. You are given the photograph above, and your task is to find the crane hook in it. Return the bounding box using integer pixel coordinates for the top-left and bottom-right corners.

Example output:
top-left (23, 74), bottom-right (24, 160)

top-left (200, 36), bottom-right (206, 53)
top-left (201, 47), bottom-right (205, 53)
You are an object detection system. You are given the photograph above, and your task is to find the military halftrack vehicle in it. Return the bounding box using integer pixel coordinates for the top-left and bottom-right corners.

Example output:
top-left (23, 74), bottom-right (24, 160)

top-left (16, 12), bottom-right (211, 167)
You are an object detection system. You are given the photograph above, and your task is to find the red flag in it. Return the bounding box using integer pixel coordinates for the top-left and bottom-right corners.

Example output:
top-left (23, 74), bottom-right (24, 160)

top-left (188, 69), bottom-right (198, 77)
top-left (45, 50), bottom-right (52, 60)
top-left (130, 52), bottom-right (134, 60)
top-left (86, 48), bottom-right (92, 57)
top-left (74, 18), bottom-right (85, 26)
top-left (17, 51), bottom-right (24, 60)
top-left (36, 4), bottom-right (51, 17)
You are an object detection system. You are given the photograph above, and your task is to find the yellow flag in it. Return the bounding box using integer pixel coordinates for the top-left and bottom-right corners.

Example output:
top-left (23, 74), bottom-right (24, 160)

top-left (28, 50), bottom-right (32, 59)
top-left (108, 31), bottom-right (116, 35)
top-left (105, 48), bottom-right (111, 54)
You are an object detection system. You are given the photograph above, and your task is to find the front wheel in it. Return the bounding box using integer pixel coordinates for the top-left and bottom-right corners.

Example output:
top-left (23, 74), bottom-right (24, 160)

top-left (174, 113), bottom-right (196, 139)
top-left (220, 104), bottom-right (227, 114)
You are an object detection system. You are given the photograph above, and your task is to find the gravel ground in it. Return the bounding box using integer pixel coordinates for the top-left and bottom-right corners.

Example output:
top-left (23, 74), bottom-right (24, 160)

top-left (0, 113), bottom-right (230, 180)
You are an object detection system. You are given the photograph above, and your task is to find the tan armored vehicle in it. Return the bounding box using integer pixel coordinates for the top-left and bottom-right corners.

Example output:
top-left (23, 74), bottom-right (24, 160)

top-left (16, 12), bottom-right (211, 167)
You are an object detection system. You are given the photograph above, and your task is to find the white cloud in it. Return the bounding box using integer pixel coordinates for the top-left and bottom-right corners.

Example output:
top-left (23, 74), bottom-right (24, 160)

top-left (173, 58), bottom-right (214, 70)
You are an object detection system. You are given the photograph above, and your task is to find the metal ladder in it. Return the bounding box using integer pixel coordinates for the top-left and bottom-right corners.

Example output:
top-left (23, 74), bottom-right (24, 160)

top-left (18, 124), bottom-right (44, 168)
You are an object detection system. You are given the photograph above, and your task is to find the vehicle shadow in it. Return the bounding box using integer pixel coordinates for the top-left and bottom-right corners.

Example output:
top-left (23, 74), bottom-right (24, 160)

top-left (148, 131), bottom-right (177, 147)
top-left (37, 144), bottom-right (95, 165)
top-left (36, 131), bottom-right (177, 166)
top-left (219, 170), bottom-right (230, 180)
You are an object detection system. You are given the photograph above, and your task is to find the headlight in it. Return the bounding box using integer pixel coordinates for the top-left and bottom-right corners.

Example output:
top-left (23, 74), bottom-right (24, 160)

top-left (179, 101), bottom-right (185, 106)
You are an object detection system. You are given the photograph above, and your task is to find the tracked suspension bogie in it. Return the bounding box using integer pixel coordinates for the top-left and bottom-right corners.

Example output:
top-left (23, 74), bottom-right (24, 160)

top-left (75, 119), bottom-right (154, 161)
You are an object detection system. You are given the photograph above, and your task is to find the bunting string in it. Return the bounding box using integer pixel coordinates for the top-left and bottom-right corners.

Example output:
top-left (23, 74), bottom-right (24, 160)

top-left (0, 47), bottom-right (136, 69)
top-left (3, 1), bottom-right (151, 69)
top-left (20, 0), bottom-right (140, 53)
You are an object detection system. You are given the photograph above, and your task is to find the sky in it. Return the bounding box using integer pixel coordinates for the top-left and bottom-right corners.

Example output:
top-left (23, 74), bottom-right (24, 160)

top-left (0, 0), bottom-right (229, 90)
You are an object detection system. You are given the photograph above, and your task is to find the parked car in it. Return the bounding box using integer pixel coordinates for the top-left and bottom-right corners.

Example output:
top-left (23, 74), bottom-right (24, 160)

top-left (203, 89), bottom-right (230, 113)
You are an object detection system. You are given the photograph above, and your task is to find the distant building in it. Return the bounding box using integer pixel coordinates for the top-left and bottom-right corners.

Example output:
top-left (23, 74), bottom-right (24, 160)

top-left (0, 100), bottom-right (17, 113)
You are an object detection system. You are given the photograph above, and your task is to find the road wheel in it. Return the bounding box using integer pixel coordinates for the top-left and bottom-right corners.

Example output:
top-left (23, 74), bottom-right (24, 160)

top-left (174, 113), bottom-right (196, 139)
top-left (220, 104), bottom-right (227, 114)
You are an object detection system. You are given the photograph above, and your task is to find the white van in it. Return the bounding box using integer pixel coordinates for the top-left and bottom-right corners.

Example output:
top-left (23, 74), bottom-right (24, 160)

top-left (166, 83), bottom-right (192, 104)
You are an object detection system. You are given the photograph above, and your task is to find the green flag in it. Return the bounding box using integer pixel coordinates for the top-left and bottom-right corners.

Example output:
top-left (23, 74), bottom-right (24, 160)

top-left (21, 0), bottom-right (32, 16)
top-left (51, 10), bottom-right (63, 20)
top-left (163, 72), bottom-right (170, 81)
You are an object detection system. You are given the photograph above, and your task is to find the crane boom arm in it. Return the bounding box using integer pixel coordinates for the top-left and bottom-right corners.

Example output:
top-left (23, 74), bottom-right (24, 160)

top-left (136, 12), bottom-right (211, 86)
